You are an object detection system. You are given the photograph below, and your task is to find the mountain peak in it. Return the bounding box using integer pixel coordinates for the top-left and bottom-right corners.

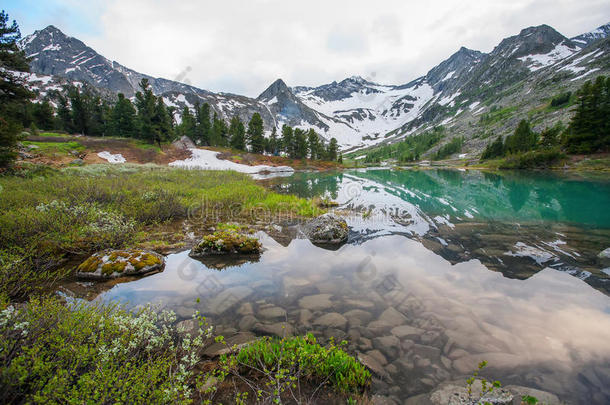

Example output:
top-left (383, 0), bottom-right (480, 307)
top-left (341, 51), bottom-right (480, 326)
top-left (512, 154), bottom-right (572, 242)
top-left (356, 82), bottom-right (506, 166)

top-left (257, 78), bottom-right (293, 102)
top-left (492, 23), bottom-right (569, 59)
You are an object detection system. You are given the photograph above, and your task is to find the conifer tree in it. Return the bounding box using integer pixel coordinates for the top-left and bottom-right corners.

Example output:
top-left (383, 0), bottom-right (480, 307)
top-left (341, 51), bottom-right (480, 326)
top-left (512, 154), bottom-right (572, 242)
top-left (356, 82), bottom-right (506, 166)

top-left (564, 76), bottom-right (609, 153)
top-left (247, 113), bottom-right (265, 153)
top-left (281, 125), bottom-right (294, 157)
top-left (177, 106), bottom-right (196, 140)
top-left (110, 93), bottom-right (137, 138)
top-left (31, 100), bottom-right (55, 130)
top-left (135, 79), bottom-right (157, 142)
top-left (326, 137), bottom-right (339, 161)
top-left (229, 115), bottom-right (246, 150)
top-left (69, 86), bottom-right (89, 135)
top-left (293, 128), bottom-right (308, 159)
top-left (505, 120), bottom-right (536, 154)
top-left (481, 136), bottom-right (504, 160)
top-left (268, 127), bottom-right (279, 155)
top-left (0, 11), bottom-right (32, 166)
top-left (153, 98), bottom-right (172, 146)
top-left (307, 129), bottom-right (320, 160)
top-left (195, 102), bottom-right (211, 145)
top-left (56, 93), bottom-right (73, 133)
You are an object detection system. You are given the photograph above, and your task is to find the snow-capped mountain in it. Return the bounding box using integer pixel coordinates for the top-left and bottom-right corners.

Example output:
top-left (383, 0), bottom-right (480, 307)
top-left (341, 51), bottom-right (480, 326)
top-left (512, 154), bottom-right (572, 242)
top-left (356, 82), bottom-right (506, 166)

top-left (18, 25), bottom-right (276, 131)
top-left (571, 22), bottom-right (610, 47)
top-left (18, 22), bottom-right (610, 152)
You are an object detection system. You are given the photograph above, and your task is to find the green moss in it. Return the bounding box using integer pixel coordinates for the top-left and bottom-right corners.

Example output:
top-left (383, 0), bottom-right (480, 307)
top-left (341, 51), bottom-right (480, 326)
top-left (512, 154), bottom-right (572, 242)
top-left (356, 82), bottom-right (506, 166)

top-left (101, 260), bottom-right (127, 275)
top-left (193, 229), bottom-right (261, 255)
top-left (77, 256), bottom-right (102, 273)
top-left (108, 251), bottom-right (130, 261)
top-left (130, 253), bottom-right (162, 271)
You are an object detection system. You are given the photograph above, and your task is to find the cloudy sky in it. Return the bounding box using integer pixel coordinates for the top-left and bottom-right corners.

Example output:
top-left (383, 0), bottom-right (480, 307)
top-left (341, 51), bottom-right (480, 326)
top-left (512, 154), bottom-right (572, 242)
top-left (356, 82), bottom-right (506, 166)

top-left (6, 0), bottom-right (610, 97)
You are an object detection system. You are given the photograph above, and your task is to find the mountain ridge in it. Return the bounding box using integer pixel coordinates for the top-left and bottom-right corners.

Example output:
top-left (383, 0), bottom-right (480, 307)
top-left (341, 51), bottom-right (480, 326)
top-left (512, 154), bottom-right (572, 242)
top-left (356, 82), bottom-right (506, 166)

top-left (18, 21), bottom-right (610, 153)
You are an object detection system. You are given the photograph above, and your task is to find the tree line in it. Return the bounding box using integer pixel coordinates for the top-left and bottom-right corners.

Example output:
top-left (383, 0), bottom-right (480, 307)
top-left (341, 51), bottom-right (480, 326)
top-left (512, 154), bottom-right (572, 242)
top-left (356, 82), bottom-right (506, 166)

top-left (0, 11), bottom-right (342, 166)
top-left (481, 75), bottom-right (610, 160)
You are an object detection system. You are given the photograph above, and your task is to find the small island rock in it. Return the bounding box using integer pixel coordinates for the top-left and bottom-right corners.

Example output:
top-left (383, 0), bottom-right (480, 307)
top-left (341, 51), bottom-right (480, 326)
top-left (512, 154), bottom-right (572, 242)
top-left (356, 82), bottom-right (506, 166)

top-left (302, 213), bottom-right (349, 245)
top-left (76, 249), bottom-right (164, 279)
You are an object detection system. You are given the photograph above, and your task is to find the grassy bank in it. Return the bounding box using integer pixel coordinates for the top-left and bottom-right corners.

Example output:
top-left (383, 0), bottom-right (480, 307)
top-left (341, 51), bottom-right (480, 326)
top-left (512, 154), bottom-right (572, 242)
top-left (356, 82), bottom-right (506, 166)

top-left (0, 296), bottom-right (370, 403)
top-left (0, 164), bottom-right (321, 299)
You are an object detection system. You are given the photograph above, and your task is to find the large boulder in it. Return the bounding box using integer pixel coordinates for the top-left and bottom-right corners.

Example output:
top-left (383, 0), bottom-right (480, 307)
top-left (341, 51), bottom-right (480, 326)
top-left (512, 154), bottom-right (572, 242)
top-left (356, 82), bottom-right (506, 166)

top-left (302, 213), bottom-right (349, 245)
top-left (172, 135), bottom-right (196, 150)
top-left (76, 249), bottom-right (164, 279)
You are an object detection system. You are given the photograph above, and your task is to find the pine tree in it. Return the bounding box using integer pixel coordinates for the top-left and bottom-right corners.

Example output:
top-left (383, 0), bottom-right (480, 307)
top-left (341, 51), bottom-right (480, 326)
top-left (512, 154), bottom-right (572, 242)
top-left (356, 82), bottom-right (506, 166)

top-left (564, 76), bottom-right (609, 153)
top-left (31, 100), bottom-right (55, 130)
top-left (229, 116), bottom-right (246, 150)
top-left (481, 136), bottom-right (504, 160)
top-left (110, 93), bottom-right (137, 138)
top-left (177, 106), bottom-right (196, 140)
top-left (69, 86), bottom-right (89, 135)
top-left (268, 127), bottom-right (279, 155)
top-left (281, 125), bottom-right (294, 157)
top-left (293, 128), bottom-right (308, 159)
top-left (195, 102), bottom-right (211, 145)
top-left (135, 79), bottom-right (157, 142)
top-left (505, 120), bottom-right (536, 154)
top-left (539, 123), bottom-right (562, 148)
top-left (209, 112), bottom-right (228, 146)
top-left (153, 98), bottom-right (172, 146)
top-left (307, 129), bottom-right (320, 160)
top-left (326, 138), bottom-right (339, 162)
top-left (247, 113), bottom-right (265, 153)
top-left (56, 93), bottom-right (73, 133)
top-left (338, 153), bottom-right (343, 164)
top-left (0, 11), bottom-right (33, 166)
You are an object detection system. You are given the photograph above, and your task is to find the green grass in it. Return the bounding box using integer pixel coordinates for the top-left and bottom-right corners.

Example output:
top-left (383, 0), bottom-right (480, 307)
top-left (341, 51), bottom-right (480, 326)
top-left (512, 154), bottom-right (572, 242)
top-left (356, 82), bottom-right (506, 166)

top-left (0, 164), bottom-right (321, 298)
top-left (36, 131), bottom-right (71, 137)
top-left (22, 140), bottom-right (85, 156)
top-left (479, 105), bottom-right (518, 126)
top-left (573, 157), bottom-right (610, 171)
top-left (229, 333), bottom-right (371, 394)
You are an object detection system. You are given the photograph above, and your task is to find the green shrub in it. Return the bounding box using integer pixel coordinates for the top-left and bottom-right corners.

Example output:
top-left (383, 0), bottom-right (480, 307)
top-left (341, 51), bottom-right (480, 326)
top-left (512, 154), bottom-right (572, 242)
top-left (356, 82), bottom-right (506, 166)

top-left (498, 148), bottom-right (566, 169)
top-left (434, 137), bottom-right (463, 160)
top-left (549, 91), bottom-right (571, 107)
top-left (0, 296), bottom-right (214, 404)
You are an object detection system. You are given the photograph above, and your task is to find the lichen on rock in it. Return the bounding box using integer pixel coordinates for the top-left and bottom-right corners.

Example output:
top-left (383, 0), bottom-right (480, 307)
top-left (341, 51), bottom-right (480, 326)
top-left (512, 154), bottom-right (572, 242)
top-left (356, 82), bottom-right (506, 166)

top-left (302, 213), bottom-right (349, 245)
top-left (190, 228), bottom-right (262, 258)
top-left (76, 249), bottom-right (164, 279)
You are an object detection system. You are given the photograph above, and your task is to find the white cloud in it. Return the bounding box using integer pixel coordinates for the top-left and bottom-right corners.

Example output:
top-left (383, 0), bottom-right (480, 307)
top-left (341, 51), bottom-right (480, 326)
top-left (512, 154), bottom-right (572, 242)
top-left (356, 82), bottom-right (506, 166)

top-left (22, 0), bottom-right (610, 97)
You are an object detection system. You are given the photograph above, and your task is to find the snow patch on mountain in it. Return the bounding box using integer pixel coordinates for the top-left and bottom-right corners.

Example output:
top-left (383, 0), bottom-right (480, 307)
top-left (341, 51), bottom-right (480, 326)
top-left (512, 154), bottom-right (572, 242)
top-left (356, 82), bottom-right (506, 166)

top-left (518, 41), bottom-right (578, 71)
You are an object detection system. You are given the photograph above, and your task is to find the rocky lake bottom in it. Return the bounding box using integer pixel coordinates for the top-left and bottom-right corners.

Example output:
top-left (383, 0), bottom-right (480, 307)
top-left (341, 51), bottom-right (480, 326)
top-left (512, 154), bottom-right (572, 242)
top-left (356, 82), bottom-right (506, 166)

top-left (85, 168), bottom-right (610, 404)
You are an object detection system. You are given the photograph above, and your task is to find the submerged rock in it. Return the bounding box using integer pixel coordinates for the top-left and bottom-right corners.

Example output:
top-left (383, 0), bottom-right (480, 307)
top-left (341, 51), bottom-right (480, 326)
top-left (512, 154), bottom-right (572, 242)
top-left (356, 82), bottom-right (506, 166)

top-left (302, 213), bottom-right (349, 245)
top-left (190, 228), bottom-right (261, 257)
top-left (76, 249), bottom-right (164, 279)
top-left (598, 247), bottom-right (610, 267)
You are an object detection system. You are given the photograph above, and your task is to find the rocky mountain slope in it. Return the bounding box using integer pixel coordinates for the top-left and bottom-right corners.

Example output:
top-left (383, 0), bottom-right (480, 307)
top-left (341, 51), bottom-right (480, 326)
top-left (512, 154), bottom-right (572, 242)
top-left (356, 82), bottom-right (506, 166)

top-left (18, 22), bottom-right (610, 154)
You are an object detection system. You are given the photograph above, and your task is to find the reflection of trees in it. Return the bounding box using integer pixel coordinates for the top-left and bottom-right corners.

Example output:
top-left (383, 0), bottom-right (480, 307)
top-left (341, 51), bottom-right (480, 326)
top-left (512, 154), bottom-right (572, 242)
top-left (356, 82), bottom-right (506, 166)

top-left (269, 169), bottom-right (610, 227)
top-left (266, 172), bottom-right (342, 200)
top-left (506, 180), bottom-right (531, 212)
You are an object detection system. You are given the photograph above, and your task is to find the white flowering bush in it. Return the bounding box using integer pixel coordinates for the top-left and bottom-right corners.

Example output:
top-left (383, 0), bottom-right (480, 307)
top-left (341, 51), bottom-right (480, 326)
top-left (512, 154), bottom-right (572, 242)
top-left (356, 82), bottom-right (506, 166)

top-left (0, 296), bottom-right (215, 404)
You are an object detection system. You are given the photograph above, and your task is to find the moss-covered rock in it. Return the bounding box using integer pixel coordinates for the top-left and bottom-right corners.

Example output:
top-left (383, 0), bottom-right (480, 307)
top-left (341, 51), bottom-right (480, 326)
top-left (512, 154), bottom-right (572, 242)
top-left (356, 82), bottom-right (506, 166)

top-left (189, 229), bottom-right (262, 258)
top-left (76, 249), bottom-right (164, 279)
